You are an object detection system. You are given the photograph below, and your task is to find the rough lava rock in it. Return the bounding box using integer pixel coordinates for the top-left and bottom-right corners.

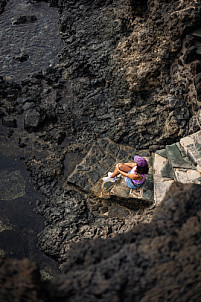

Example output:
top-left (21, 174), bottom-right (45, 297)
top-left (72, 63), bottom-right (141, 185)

top-left (1, 1), bottom-right (201, 301)
top-left (24, 109), bottom-right (44, 132)
top-left (51, 0), bottom-right (201, 147)
top-left (1, 183), bottom-right (201, 301)
top-left (0, 258), bottom-right (45, 302)
top-left (0, 0), bottom-right (7, 15)
top-left (44, 183), bottom-right (201, 302)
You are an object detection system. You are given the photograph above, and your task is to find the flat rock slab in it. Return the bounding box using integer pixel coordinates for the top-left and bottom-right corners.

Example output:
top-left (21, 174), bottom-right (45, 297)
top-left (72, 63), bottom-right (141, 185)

top-left (154, 176), bottom-right (174, 206)
top-left (95, 156), bottom-right (154, 207)
top-left (67, 138), bottom-right (137, 192)
top-left (174, 168), bottom-right (201, 184)
top-left (67, 131), bottom-right (201, 207)
top-left (67, 146), bottom-right (152, 209)
top-left (154, 153), bottom-right (173, 177)
top-left (153, 153), bottom-right (174, 205)
top-left (166, 143), bottom-right (193, 169)
top-left (180, 131), bottom-right (201, 172)
top-left (107, 176), bottom-right (153, 208)
top-left (155, 148), bottom-right (168, 159)
top-left (154, 152), bottom-right (174, 179)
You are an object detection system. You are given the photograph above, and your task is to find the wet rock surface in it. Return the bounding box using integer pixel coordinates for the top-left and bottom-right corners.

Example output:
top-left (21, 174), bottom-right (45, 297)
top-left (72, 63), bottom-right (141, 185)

top-left (0, 0), bottom-right (63, 82)
top-left (0, 152), bottom-right (59, 276)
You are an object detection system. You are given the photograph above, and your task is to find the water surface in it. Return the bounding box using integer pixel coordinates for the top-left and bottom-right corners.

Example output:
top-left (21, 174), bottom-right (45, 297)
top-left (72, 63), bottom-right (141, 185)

top-left (0, 0), bottom-right (63, 82)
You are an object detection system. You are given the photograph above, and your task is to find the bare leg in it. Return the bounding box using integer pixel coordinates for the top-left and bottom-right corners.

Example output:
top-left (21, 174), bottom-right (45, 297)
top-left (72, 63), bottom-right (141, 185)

top-left (111, 163), bottom-right (131, 178)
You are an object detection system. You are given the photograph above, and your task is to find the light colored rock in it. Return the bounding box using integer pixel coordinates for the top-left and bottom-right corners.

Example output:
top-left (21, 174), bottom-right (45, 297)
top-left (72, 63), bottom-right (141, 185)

top-left (187, 169), bottom-right (201, 182)
top-left (154, 176), bottom-right (174, 206)
top-left (129, 187), bottom-right (143, 199)
top-left (180, 136), bottom-right (194, 147)
top-left (153, 153), bottom-right (175, 205)
top-left (180, 131), bottom-right (201, 170)
top-left (197, 165), bottom-right (201, 173)
top-left (174, 168), bottom-right (201, 183)
top-left (154, 153), bottom-right (169, 176)
top-left (174, 169), bottom-right (189, 183)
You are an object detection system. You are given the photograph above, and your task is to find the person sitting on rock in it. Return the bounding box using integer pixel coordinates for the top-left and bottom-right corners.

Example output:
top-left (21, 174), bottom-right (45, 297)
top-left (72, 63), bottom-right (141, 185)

top-left (102, 156), bottom-right (149, 189)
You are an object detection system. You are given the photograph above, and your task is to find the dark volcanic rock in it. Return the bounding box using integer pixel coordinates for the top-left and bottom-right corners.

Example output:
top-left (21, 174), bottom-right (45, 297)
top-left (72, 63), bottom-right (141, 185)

top-left (14, 54), bottom-right (29, 62)
top-left (1, 1), bottom-right (201, 300)
top-left (46, 183), bottom-right (201, 301)
top-left (190, 60), bottom-right (201, 75)
top-left (2, 0), bottom-right (201, 150)
top-left (2, 116), bottom-right (17, 128)
top-left (183, 46), bottom-right (197, 64)
top-left (0, 0), bottom-right (7, 15)
top-left (26, 152), bottom-right (64, 195)
top-left (24, 109), bottom-right (43, 132)
top-left (1, 183), bottom-right (201, 302)
top-left (0, 258), bottom-right (45, 302)
top-left (13, 15), bottom-right (37, 25)
top-left (37, 187), bottom-right (128, 262)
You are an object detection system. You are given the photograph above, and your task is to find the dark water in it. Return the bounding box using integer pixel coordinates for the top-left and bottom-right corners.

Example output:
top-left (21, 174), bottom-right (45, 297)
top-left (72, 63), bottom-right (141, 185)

top-left (0, 0), bottom-right (63, 276)
top-left (0, 0), bottom-right (63, 82)
top-left (0, 153), bottom-right (60, 277)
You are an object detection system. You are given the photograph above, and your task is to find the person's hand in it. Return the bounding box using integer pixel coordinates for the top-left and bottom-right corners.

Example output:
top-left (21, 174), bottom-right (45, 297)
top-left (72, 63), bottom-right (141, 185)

top-left (116, 163), bottom-right (121, 169)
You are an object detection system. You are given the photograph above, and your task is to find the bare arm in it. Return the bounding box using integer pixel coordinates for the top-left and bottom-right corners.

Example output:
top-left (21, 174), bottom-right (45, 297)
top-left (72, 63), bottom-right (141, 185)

top-left (116, 167), bottom-right (142, 181)
top-left (124, 162), bottom-right (137, 168)
top-left (117, 162), bottom-right (137, 168)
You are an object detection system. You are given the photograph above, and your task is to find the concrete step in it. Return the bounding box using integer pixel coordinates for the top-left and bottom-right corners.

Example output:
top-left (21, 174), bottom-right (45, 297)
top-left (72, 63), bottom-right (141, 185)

top-left (153, 152), bottom-right (174, 206)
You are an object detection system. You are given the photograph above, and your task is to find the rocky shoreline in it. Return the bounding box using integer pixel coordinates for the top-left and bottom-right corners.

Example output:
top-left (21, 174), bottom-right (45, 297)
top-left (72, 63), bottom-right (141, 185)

top-left (1, 0), bottom-right (201, 300)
